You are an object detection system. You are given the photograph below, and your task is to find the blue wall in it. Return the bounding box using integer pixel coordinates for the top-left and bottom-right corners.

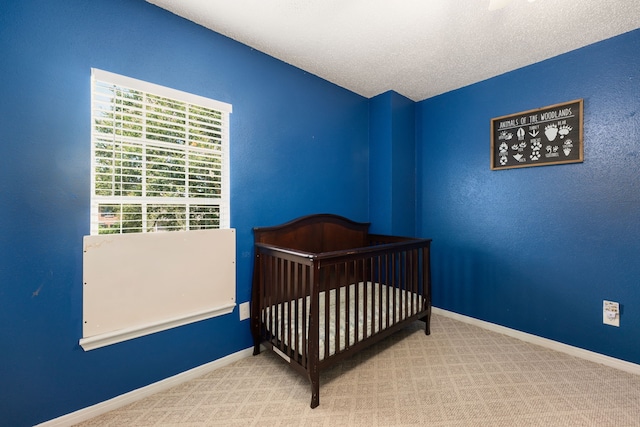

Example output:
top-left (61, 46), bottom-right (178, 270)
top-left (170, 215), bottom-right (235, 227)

top-left (417, 29), bottom-right (640, 364)
top-left (0, 1), bottom-right (368, 425)
top-left (369, 91), bottom-right (416, 235)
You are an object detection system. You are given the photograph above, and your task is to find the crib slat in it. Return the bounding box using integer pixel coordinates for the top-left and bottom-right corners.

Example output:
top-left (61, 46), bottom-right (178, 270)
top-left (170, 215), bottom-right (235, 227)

top-left (415, 248), bottom-right (421, 312)
top-left (354, 260), bottom-right (360, 345)
top-left (301, 263), bottom-right (308, 368)
top-left (402, 251), bottom-right (408, 319)
top-left (392, 251), bottom-right (397, 325)
top-left (416, 248), bottom-right (421, 312)
top-left (403, 250), bottom-right (408, 319)
top-left (334, 264), bottom-right (341, 356)
top-left (363, 258), bottom-right (370, 340)
top-left (380, 254), bottom-right (391, 330)
top-left (293, 262), bottom-right (298, 358)
top-left (285, 259), bottom-right (293, 359)
top-left (269, 255), bottom-right (276, 343)
top-left (397, 251), bottom-right (403, 322)
top-left (265, 254), bottom-right (271, 340)
top-left (277, 257), bottom-right (284, 351)
top-left (409, 249), bottom-right (416, 316)
top-left (324, 268), bottom-right (330, 360)
top-left (343, 262), bottom-right (349, 351)
top-left (377, 254), bottom-right (383, 334)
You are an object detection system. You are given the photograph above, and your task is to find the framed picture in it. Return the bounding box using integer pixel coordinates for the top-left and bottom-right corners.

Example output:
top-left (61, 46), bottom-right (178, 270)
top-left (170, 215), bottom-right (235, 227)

top-left (491, 99), bottom-right (583, 170)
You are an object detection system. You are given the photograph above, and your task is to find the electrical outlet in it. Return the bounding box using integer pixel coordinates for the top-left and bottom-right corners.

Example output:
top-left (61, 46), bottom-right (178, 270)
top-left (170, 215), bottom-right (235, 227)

top-left (603, 300), bottom-right (620, 327)
top-left (239, 302), bottom-right (250, 321)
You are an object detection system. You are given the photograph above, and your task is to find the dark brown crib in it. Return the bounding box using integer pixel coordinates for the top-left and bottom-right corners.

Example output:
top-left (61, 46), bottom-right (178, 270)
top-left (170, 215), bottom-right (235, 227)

top-left (251, 214), bottom-right (432, 408)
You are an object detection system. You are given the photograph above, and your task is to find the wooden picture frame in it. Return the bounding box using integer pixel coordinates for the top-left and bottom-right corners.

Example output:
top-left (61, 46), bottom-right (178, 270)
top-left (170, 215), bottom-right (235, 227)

top-left (491, 99), bottom-right (583, 170)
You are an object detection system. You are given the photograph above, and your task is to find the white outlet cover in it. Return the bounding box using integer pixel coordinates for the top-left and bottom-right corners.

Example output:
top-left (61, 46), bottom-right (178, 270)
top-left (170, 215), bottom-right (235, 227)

top-left (603, 300), bottom-right (620, 327)
top-left (239, 302), bottom-right (250, 321)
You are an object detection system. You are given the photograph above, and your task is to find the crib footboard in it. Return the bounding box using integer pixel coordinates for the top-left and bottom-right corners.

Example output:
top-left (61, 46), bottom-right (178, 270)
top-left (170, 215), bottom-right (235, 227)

top-left (251, 245), bottom-right (316, 373)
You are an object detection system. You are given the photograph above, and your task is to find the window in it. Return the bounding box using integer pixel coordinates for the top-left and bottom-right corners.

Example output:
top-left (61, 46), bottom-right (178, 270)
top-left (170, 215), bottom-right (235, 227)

top-left (90, 69), bottom-right (232, 235)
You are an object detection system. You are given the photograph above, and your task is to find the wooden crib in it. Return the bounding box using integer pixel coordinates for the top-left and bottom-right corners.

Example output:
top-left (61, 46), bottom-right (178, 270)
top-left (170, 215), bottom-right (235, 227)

top-left (251, 214), bottom-right (432, 408)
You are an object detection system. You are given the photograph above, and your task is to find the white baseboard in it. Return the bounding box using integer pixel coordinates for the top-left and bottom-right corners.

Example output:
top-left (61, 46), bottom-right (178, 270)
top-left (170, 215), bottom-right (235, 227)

top-left (35, 347), bottom-right (255, 427)
top-left (433, 307), bottom-right (640, 376)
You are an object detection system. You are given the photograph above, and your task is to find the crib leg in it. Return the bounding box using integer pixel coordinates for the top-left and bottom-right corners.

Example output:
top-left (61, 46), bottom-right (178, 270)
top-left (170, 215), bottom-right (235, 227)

top-left (310, 371), bottom-right (320, 408)
top-left (310, 386), bottom-right (319, 408)
top-left (421, 310), bottom-right (431, 335)
top-left (252, 329), bottom-right (261, 356)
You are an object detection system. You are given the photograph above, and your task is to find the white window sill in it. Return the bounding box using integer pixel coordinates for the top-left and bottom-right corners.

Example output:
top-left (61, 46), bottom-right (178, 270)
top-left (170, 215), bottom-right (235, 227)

top-left (79, 303), bottom-right (235, 351)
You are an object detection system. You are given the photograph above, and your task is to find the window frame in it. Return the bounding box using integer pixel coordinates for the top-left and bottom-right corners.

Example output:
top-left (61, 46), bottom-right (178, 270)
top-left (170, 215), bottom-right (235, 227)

top-left (90, 68), bottom-right (232, 235)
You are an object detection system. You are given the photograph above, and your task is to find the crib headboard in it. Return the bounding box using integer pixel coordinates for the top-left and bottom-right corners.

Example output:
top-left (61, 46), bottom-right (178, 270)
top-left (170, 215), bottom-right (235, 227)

top-left (253, 213), bottom-right (370, 253)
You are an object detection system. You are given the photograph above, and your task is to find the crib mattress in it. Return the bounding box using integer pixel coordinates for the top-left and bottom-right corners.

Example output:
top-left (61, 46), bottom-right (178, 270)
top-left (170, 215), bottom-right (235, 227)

top-left (262, 282), bottom-right (422, 361)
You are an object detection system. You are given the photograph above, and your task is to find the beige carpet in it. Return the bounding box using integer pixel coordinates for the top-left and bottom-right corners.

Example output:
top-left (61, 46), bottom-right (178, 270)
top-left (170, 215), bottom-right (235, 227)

top-left (74, 314), bottom-right (640, 426)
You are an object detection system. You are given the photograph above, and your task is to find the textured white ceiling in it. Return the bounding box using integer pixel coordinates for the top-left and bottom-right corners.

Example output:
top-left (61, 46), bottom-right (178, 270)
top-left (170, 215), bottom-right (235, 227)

top-left (147, 0), bottom-right (640, 101)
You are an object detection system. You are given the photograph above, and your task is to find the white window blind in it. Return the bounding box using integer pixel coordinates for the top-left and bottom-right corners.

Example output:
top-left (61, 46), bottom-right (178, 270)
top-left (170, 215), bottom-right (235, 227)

top-left (90, 69), bottom-right (232, 235)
